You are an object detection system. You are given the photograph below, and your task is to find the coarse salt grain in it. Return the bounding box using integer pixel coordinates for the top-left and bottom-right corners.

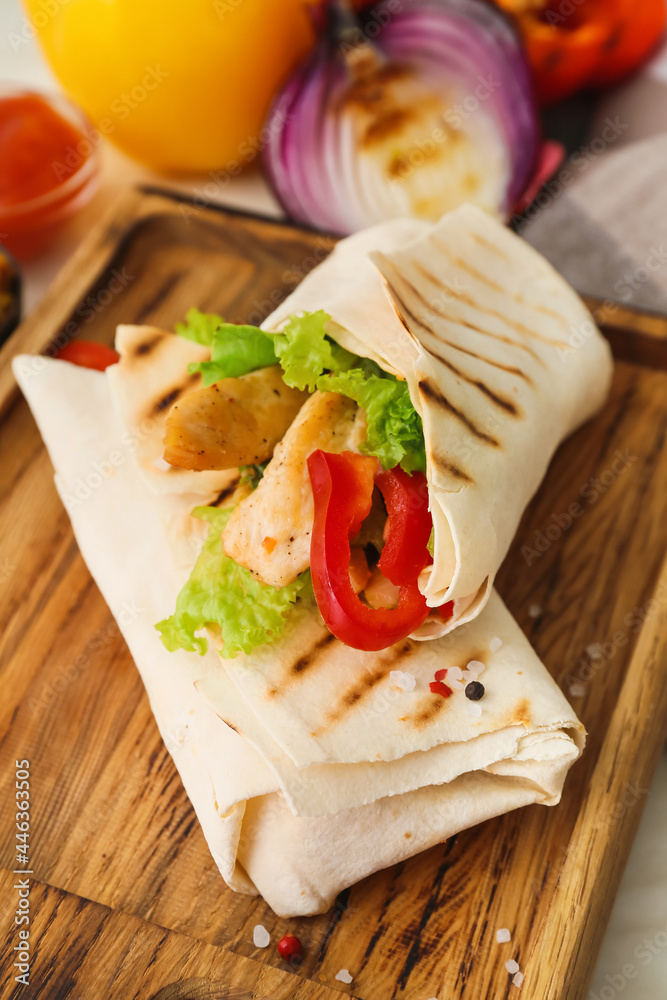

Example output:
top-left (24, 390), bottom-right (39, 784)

top-left (253, 924), bottom-right (270, 948)
top-left (448, 666), bottom-right (463, 680)
top-left (489, 636), bottom-right (503, 652)
top-left (449, 677), bottom-right (465, 691)
top-left (528, 603), bottom-right (542, 618)
top-left (466, 659), bottom-right (485, 676)
top-left (465, 701), bottom-right (482, 717)
top-left (513, 972), bottom-right (524, 988)
top-left (496, 928), bottom-right (511, 943)
top-left (586, 643), bottom-right (601, 659)
top-left (569, 681), bottom-right (586, 697)
top-left (390, 670), bottom-right (416, 692)
top-left (505, 959), bottom-right (520, 975)
top-left (335, 969), bottom-right (353, 984)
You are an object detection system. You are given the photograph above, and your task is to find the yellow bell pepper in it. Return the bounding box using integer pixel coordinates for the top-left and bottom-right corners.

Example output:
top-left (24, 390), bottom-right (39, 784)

top-left (24, 0), bottom-right (315, 173)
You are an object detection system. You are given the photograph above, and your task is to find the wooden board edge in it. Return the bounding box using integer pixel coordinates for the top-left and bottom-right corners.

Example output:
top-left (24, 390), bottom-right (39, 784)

top-left (0, 186), bottom-right (142, 421)
top-left (525, 551), bottom-right (667, 999)
top-left (584, 295), bottom-right (667, 343)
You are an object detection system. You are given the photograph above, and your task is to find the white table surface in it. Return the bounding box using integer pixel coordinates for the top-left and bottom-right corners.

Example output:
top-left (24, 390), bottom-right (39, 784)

top-left (2, 1), bottom-right (666, 995)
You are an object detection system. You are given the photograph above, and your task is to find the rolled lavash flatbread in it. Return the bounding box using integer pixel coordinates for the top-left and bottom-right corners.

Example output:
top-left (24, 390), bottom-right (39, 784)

top-left (14, 354), bottom-right (584, 916)
top-left (261, 204), bottom-right (613, 626)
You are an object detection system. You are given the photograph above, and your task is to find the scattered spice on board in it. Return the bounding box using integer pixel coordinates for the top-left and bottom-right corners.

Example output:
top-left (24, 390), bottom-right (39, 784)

top-left (253, 924), bottom-right (270, 948)
top-left (277, 934), bottom-right (303, 962)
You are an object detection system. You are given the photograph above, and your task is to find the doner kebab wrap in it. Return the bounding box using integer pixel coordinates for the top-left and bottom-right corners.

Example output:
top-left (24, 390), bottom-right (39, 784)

top-left (13, 204), bottom-right (612, 915)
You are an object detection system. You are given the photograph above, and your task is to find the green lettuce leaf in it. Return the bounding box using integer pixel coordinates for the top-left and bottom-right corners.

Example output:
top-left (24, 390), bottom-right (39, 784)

top-left (156, 506), bottom-right (309, 659)
top-left (272, 310), bottom-right (356, 391)
top-left (188, 324), bottom-right (278, 386)
top-left (175, 308), bottom-right (224, 347)
top-left (174, 307), bottom-right (425, 470)
top-left (317, 367), bottom-right (426, 473)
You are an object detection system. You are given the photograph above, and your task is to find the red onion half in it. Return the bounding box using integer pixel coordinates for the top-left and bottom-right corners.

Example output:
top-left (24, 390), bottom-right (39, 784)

top-left (263, 0), bottom-right (539, 235)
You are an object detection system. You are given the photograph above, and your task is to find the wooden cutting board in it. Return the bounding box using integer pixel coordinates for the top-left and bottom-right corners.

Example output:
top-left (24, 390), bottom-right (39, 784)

top-left (2, 186), bottom-right (667, 1000)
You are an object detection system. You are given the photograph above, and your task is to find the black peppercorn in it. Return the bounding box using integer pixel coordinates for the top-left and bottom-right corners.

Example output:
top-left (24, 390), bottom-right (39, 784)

top-left (465, 680), bottom-right (485, 701)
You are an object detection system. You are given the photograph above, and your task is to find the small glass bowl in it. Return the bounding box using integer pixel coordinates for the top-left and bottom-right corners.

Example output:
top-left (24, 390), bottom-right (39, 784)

top-left (0, 83), bottom-right (101, 260)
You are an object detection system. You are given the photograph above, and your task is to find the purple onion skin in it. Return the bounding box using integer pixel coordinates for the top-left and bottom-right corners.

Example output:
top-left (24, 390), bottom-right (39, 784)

top-left (263, 0), bottom-right (540, 235)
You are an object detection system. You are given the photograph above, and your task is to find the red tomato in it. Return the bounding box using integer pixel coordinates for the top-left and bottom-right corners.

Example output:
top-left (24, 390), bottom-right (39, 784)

top-left (55, 340), bottom-right (120, 371)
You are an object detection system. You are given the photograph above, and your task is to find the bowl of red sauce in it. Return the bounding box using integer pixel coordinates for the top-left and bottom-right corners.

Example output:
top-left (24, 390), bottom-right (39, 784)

top-left (0, 84), bottom-right (101, 259)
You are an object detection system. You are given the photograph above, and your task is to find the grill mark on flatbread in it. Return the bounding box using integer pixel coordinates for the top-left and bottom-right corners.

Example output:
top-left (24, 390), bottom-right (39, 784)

top-left (311, 666), bottom-right (391, 735)
top-left (428, 236), bottom-right (504, 294)
top-left (291, 632), bottom-right (337, 675)
top-left (429, 353), bottom-right (521, 417)
top-left (383, 262), bottom-right (542, 365)
top-left (133, 332), bottom-right (166, 357)
top-left (388, 291), bottom-right (533, 386)
top-left (429, 450), bottom-right (473, 484)
top-left (424, 333), bottom-right (532, 386)
top-left (509, 697), bottom-right (531, 729)
top-left (515, 294), bottom-right (571, 324)
top-left (400, 694), bottom-right (447, 727)
top-left (418, 378), bottom-right (500, 447)
top-left (469, 230), bottom-right (510, 260)
top-left (309, 641), bottom-right (416, 734)
top-left (210, 477), bottom-right (241, 507)
top-left (150, 372), bottom-right (199, 417)
top-left (412, 260), bottom-right (568, 349)
top-left (266, 631), bottom-right (337, 697)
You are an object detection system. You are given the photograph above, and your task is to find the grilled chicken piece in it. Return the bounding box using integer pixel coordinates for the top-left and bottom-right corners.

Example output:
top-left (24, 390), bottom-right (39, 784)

top-left (223, 391), bottom-right (367, 588)
top-left (163, 366), bottom-right (308, 471)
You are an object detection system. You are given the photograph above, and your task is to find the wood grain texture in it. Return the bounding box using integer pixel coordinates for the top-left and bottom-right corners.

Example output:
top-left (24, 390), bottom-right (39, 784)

top-left (1, 188), bottom-right (667, 1000)
top-left (0, 869), bottom-right (346, 1000)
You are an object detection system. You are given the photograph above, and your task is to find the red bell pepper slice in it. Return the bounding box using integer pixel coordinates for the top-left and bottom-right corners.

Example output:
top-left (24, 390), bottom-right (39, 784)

top-left (307, 449), bottom-right (442, 651)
